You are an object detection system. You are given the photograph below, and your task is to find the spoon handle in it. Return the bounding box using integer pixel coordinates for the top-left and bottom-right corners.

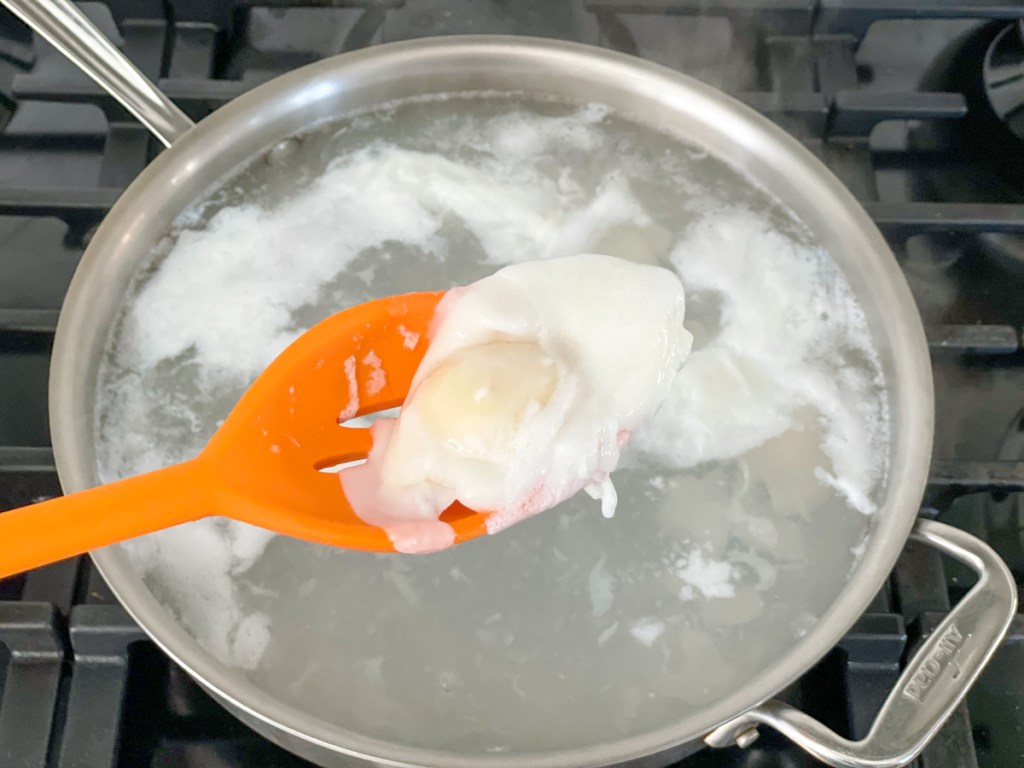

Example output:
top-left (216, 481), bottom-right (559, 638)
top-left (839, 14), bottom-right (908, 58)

top-left (0, 460), bottom-right (207, 578)
top-left (1, 0), bottom-right (194, 146)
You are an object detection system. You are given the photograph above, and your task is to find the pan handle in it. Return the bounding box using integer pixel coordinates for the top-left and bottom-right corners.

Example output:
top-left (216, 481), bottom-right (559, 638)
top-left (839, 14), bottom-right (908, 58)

top-left (1, 0), bottom-right (194, 146)
top-left (704, 519), bottom-right (1017, 768)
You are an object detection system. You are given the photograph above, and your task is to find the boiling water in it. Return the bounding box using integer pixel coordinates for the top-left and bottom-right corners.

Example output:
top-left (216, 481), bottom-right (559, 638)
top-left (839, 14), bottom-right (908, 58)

top-left (95, 96), bottom-right (889, 754)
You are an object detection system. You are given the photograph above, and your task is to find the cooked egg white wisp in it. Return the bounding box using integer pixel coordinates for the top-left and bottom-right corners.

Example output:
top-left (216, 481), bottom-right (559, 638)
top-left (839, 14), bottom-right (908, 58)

top-left (341, 254), bottom-right (693, 553)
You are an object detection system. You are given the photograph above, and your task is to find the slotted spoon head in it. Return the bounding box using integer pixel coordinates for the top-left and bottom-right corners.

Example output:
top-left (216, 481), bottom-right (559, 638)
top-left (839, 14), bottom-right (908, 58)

top-left (201, 291), bottom-right (490, 552)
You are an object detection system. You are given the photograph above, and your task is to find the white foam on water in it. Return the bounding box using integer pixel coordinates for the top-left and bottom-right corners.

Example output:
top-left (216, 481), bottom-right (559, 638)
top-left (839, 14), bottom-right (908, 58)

top-left (122, 154), bottom-right (435, 381)
top-left (119, 138), bottom-right (633, 386)
top-left (541, 174), bottom-right (653, 261)
top-left (446, 100), bottom-right (611, 160)
top-left (629, 618), bottom-right (665, 646)
top-left (676, 549), bottom-right (737, 600)
top-left (632, 208), bottom-right (888, 514)
top-left (232, 611), bottom-right (271, 669)
top-left (117, 516), bottom-right (275, 669)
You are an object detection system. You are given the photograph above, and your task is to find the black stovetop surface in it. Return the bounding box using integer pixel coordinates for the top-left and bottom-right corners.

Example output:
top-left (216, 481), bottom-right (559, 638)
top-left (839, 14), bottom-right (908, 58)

top-left (1, 2), bottom-right (1024, 767)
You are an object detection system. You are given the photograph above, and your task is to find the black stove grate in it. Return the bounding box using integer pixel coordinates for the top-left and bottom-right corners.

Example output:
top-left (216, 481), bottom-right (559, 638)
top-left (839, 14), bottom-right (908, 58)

top-left (1, 2), bottom-right (1023, 767)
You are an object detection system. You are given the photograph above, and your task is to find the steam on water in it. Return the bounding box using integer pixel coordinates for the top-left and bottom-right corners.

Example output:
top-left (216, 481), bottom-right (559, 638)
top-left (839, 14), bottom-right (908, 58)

top-left (95, 96), bottom-right (889, 754)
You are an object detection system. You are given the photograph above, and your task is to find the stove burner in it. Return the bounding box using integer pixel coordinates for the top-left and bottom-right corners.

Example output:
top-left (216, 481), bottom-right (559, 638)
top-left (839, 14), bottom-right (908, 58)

top-left (983, 21), bottom-right (1024, 143)
top-left (914, 22), bottom-right (1024, 275)
top-left (977, 21), bottom-right (1024, 272)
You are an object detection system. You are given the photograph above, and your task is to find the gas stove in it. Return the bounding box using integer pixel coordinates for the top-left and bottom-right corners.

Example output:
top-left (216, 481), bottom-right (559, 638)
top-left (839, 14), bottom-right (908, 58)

top-left (1, 2), bottom-right (1023, 767)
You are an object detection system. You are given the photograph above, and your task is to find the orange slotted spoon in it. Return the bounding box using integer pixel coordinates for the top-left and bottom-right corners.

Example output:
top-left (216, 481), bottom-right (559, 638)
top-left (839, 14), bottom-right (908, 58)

top-left (0, 291), bottom-right (490, 579)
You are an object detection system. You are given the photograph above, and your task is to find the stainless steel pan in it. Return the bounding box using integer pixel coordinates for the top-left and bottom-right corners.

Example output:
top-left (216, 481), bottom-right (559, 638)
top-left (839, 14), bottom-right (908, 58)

top-left (5, 2), bottom-right (1017, 767)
